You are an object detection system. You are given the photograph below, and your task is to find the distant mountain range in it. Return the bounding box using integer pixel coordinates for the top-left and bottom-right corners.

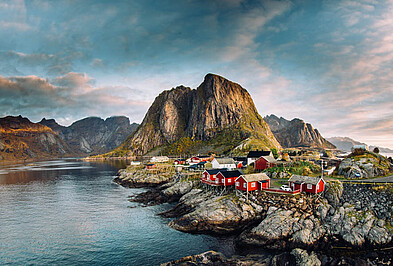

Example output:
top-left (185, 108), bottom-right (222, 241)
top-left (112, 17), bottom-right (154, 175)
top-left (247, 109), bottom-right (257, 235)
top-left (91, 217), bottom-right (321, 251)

top-left (0, 115), bottom-right (74, 161)
top-left (40, 116), bottom-right (138, 156)
top-left (0, 115), bottom-right (138, 161)
top-left (327, 137), bottom-right (393, 154)
top-left (108, 74), bottom-right (281, 157)
top-left (264, 115), bottom-right (335, 149)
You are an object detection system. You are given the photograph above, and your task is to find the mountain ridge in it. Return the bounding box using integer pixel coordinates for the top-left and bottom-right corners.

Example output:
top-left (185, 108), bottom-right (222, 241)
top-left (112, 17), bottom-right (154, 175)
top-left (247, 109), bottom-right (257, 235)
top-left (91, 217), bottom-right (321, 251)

top-left (264, 114), bottom-right (335, 149)
top-left (109, 74), bottom-right (281, 157)
top-left (40, 116), bottom-right (138, 155)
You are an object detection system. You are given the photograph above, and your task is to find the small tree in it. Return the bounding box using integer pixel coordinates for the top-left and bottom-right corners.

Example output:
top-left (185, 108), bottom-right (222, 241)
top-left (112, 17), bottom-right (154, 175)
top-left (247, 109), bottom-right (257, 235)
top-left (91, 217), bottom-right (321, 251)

top-left (271, 148), bottom-right (279, 159)
top-left (373, 147), bottom-right (380, 154)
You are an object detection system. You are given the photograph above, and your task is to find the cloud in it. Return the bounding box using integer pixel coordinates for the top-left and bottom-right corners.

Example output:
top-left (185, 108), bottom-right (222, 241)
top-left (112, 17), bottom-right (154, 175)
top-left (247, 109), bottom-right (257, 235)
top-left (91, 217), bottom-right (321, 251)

top-left (0, 73), bottom-right (150, 125)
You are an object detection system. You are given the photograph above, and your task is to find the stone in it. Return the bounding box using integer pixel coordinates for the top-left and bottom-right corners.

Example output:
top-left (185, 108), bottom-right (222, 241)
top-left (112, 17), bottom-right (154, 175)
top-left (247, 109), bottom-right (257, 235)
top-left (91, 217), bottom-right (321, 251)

top-left (290, 248), bottom-right (321, 266)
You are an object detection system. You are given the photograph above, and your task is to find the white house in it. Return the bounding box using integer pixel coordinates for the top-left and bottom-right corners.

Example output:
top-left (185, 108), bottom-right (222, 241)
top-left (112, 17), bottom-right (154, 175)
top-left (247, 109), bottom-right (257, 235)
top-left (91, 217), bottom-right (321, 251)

top-left (211, 158), bottom-right (236, 169)
top-left (150, 156), bottom-right (169, 163)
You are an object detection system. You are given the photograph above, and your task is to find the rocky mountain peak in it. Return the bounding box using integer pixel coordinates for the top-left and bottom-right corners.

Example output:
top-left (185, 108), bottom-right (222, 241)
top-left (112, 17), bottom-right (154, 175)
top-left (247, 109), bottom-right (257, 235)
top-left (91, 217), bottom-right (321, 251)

top-left (112, 74), bottom-right (281, 156)
top-left (264, 114), bottom-right (335, 149)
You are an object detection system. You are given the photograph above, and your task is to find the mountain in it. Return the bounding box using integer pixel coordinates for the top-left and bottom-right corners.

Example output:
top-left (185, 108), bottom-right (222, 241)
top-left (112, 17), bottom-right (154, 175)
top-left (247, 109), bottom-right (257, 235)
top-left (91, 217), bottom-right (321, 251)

top-left (40, 116), bottom-right (138, 155)
top-left (0, 115), bottom-right (73, 161)
top-left (109, 74), bottom-right (281, 157)
top-left (326, 137), bottom-right (364, 152)
top-left (327, 136), bottom-right (393, 154)
top-left (264, 114), bottom-right (335, 149)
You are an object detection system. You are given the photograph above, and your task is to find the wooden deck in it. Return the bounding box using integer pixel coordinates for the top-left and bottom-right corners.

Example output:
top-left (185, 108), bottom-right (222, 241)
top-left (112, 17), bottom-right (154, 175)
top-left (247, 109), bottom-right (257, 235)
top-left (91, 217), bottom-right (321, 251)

top-left (261, 188), bottom-right (301, 195)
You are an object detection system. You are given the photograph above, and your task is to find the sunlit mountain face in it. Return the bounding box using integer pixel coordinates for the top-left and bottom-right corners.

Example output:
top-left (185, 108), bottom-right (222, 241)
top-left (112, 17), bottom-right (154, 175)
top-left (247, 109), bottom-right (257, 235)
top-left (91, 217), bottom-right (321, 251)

top-left (0, 0), bottom-right (392, 149)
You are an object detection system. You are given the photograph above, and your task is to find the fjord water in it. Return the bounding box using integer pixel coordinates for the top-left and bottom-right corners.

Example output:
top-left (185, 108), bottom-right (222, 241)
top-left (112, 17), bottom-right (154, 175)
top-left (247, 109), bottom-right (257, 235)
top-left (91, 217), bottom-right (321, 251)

top-left (0, 159), bottom-right (233, 265)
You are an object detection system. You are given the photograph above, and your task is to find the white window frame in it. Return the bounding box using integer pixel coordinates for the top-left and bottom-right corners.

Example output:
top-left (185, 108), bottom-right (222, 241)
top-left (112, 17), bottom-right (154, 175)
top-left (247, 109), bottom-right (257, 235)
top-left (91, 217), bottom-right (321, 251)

top-left (251, 182), bottom-right (256, 188)
top-left (243, 183), bottom-right (247, 188)
top-left (235, 182), bottom-right (239, 186)
top-left (307, 184), bottom-right (312, 189)
top-left (228, 178), bottom-right (231, 183)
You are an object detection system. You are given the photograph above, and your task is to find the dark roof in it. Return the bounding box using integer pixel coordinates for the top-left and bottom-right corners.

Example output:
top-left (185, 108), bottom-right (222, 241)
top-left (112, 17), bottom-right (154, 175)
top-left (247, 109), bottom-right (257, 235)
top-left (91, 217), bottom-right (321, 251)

top-left (198, 155), bottom-right (210, 158)
top-left (205, 169), bottom-right (226, 175)
top-left (219, 170), bottom-right (242, 178)
top-left (196, 161), bottom-right (207, 165)
top-left (247, 150), bottom-right (271, 158)
top-left (146, 163), bottom-right (156, 166)
top-left (233, 156), bottom-right (247, 161)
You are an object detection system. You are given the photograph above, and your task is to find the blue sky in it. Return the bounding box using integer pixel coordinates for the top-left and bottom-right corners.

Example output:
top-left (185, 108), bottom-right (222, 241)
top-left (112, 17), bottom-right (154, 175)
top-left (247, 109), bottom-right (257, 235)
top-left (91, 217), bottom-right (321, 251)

top-left (0, 0), bottom-right (392, 149)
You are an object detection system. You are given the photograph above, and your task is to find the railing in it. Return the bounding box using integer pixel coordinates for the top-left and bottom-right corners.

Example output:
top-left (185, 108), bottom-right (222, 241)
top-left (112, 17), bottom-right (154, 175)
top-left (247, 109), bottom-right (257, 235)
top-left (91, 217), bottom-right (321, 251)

top-left (261, 188), bottom-right (301, 194)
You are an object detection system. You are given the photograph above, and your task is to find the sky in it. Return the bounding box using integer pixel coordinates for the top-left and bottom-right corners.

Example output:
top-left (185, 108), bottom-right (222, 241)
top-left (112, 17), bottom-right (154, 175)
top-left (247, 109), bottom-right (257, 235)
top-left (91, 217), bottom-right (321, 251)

top-left (0, 0), bottom-right (392, 149)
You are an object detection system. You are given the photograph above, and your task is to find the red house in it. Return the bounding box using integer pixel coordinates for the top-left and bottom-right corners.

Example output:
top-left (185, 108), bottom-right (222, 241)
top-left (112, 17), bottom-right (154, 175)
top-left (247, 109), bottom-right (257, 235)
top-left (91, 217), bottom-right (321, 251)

top-left (288, 175), bottom-right (325, 194)
top-left (254, 155), bottom-right (276, 171)
top-left (235, 173), bottom-right (270, 192)
top-left (216, 170), bottom-right (242, 186)
top-left (146, 163), bottom-right (157, 170)
top-left (174, 159), bottom-right (186, 165)
top-left (201, 169), bottom-right (225, 185)
top-left (190, 155), bottom-right (212, 163)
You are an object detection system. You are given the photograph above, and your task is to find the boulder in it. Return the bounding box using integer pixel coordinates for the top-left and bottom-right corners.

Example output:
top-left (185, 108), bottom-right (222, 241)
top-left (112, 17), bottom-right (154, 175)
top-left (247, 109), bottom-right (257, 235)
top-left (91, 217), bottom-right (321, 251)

top-left (290, 248), bottom-right (321, 266)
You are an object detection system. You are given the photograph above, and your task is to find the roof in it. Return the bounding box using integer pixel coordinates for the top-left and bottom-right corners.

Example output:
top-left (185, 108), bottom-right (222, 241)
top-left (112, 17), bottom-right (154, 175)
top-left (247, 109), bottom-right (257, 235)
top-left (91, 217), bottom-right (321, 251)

top-left (205, 169), bottom-right (226, 175)
top-left (247, 150), bottom-right (271, 158)
top-left (214, 158), bottom-right (236, 164)
top-left (219, 170), bottom-right (242, 178)
top-left (258, 155), bottom-right (276, 163)
top-left (146, 163), bottom-right (156, 166)
top-left (288, 175), bottom-right (324, 185)
top-left (239, 173), bottom-right (270, 182)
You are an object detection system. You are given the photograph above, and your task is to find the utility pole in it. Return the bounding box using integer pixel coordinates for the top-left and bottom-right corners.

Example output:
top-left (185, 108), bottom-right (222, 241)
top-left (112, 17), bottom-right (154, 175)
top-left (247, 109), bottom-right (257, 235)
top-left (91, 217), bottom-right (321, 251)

top-left (321, 159), bottom-right (324, 178)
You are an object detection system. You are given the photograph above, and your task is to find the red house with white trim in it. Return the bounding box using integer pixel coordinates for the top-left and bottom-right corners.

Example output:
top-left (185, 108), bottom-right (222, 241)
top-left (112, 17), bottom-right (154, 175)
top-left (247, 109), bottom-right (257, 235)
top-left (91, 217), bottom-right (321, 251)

top-left (201, 169), bottom-right (226, 185)
top-left (216, 170), bottom-right (242, 186)
top-left (235, 173), bottom-right (270, 192)
top-left (254, 155), bottom-right (276, 171)
top-left (288, 175), bottom-right (325, 194)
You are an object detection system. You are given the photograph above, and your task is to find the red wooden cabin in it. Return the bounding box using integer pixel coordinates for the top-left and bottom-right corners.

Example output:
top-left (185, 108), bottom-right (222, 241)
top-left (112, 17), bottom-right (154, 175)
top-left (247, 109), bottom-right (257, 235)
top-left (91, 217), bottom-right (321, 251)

top-left (201, 169), bottom-right (225, 185)
top-left (235, 173), bottom-right (270, 192)
top-left (254, 155), bottom-right (276, 171)
top-left (216, 170), bottom-right (242, 186)
top-left (288, 175), bottom-right (325, 194)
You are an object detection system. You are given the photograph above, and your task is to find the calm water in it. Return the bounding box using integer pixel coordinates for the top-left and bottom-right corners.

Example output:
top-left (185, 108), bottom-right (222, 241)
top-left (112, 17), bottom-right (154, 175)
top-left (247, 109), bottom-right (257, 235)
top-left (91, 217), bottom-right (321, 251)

top-left (0, 159), bottom-right (234, 265)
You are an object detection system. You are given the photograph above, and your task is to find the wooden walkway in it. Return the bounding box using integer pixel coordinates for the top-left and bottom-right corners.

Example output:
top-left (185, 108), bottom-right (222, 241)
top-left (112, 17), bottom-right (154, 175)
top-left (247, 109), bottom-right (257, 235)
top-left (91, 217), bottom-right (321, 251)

top-left (261, 188), bottom-right (301, 195)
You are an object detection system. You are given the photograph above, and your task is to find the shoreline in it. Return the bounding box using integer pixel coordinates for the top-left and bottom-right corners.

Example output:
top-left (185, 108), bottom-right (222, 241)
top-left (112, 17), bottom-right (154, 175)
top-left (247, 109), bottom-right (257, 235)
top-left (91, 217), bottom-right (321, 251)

top-left (115, 166), bottom-right (393, 264)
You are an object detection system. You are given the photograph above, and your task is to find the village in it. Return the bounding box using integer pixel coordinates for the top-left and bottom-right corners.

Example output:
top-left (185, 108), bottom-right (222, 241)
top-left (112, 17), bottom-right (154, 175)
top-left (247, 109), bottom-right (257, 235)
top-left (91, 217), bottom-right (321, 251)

top-left (123, 143), bottom-right (393, 203)
top-left (129, 149), bottom-right (331, 201)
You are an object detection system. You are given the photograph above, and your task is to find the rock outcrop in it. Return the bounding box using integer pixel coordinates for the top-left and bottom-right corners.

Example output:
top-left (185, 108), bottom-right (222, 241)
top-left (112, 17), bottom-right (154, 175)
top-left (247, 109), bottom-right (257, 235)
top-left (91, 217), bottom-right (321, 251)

top-left (336, 151), bottom-right (391, 178)
top-left (112, 74), bottom-right (281, 156)
top-left (264, 114), bottom-right (335, 149)
top-left (0, 115), bottom-right (74, 161)
top-left (40, 116), bottom-right (138, 156)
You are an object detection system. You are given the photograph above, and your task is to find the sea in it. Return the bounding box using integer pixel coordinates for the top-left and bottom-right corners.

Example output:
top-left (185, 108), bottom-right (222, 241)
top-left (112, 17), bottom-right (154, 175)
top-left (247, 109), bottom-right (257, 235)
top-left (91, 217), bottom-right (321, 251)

top-left (0, 159), bottom-right (235, 265)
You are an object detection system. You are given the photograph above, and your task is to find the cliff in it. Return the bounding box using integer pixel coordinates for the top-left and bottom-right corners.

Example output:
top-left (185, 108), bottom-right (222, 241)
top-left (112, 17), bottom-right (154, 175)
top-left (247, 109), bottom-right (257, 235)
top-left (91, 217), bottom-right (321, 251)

top-left (264, 114), bottom-right (335, 149)
top-left (40, 116), bottom-right (138, 156)
top-left (110, 74), bottom-right (281, 156)
top-left (0, 115), bottom-right (74, 161)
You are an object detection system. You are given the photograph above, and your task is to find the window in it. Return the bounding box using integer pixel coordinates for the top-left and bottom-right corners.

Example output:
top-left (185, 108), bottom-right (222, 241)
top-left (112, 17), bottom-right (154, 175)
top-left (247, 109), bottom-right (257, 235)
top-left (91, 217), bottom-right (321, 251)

top-left (235, 182), bottom-right (239, 186)
top-left (228, 178), bottom-right (231, 183)
top-left (244, 183), bottom-right (247, 188)
top-left (251, 183), bottom-right (256, 188)
top-left (307, 184), bottom-right (312, 189)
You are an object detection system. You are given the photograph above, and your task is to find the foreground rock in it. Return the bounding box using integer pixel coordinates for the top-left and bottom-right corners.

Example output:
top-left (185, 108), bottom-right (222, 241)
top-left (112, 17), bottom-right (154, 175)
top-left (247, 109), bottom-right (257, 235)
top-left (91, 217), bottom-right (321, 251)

top-left (161, 248), bottom-right (389, 266)
top-left (239, 181), bottom-right (393, 250)
top-left (168, 191), bottom-right (263, 234)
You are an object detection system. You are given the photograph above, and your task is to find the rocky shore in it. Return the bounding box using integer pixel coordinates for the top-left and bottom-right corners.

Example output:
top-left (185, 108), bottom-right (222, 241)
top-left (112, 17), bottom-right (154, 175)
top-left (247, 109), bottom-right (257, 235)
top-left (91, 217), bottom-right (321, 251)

top-left (115, 167), bottom-right (393, 264)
